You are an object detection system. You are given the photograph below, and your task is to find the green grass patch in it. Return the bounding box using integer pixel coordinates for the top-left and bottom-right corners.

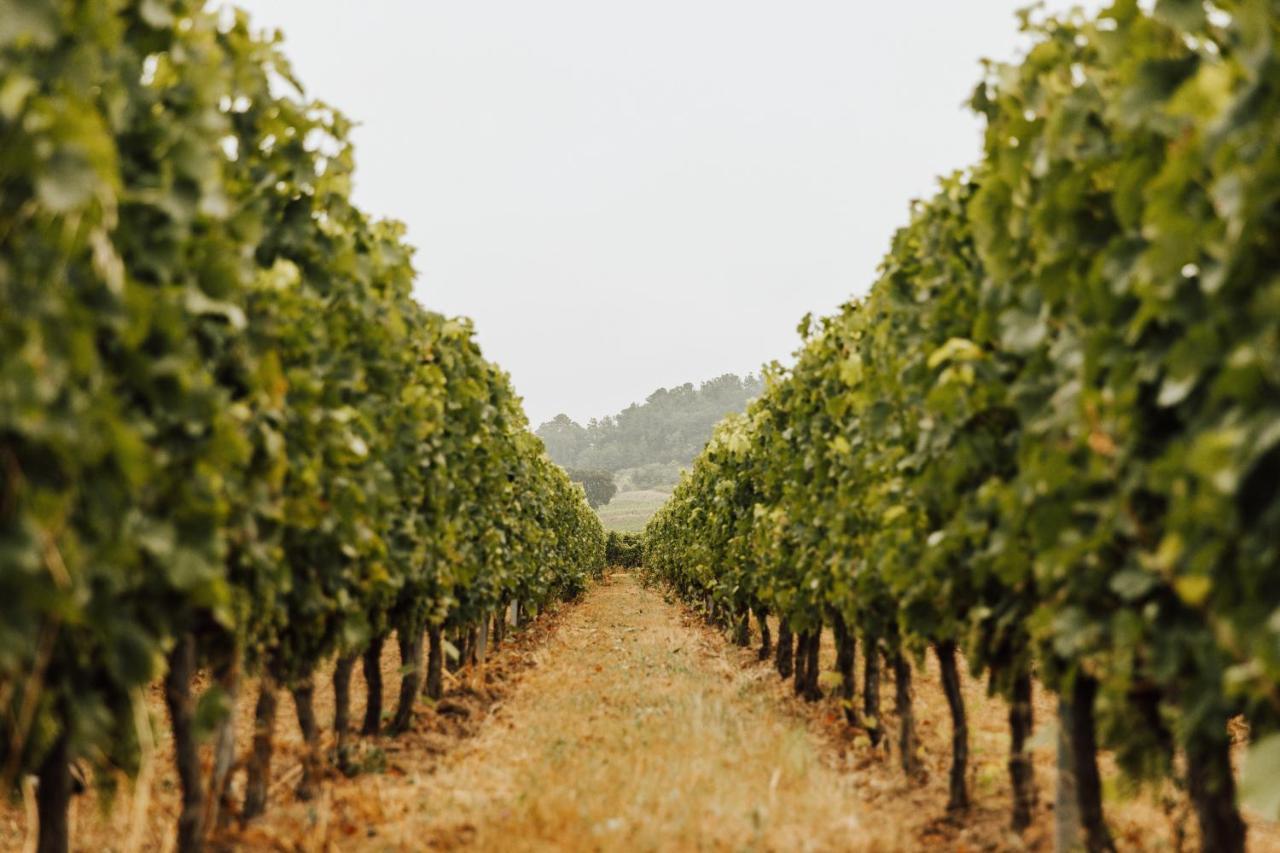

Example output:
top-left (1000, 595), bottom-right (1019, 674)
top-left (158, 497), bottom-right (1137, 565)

top-left (596, 489), bottom-right (669, 533)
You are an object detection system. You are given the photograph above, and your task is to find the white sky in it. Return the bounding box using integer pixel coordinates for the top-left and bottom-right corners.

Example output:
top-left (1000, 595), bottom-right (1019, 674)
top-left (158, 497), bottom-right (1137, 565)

top-left (231, 1), bottom-right (1096, 427)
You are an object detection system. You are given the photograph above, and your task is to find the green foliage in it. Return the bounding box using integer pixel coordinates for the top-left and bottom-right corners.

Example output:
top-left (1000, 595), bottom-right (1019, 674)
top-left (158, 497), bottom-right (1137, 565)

top-left (565, 468), bottom-right (617, 509)
top-left (536, 373), bottom-right (763, 473)
top-left (617, 462), bottom-right (683, 492)
top-left (605, 531), bottom-right (644, 568)
top-left (0, 0), bottom-right (604, 816)
top-left (646, 0), bottom-right (1280, 837)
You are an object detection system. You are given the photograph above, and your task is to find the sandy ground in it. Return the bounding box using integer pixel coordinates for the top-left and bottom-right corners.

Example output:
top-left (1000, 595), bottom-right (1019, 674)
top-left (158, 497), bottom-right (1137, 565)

top-left (364, 572), bottom-right (1280, 852)
top-left (368, 571), bottom-right (867, 851)
top-left (5, 570), bottom-right (1279, 851)
top-left (0, 604), bottom-right (559, 853)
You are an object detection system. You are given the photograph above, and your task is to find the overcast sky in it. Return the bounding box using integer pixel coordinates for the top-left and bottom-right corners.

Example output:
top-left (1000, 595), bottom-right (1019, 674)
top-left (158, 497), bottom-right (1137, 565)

top-left (232, 1), bottom-right (1094, 427)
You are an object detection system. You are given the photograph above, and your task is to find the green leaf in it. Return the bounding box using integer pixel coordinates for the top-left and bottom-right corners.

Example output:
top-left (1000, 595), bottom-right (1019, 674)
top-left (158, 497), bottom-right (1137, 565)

top-left (195, 685), bottom-right (233, 740)
top-left (926, 337), bottom-right (984, 369)
top-left (184, 287), bottom-right (247, 329)
top-left (839, 356), bottom-right (863, 385)
top-left (1110, 569), bottom-right (1158, 601)
top-left (106, 624), bottom-right (160, 687)
top-left (36, 152), bottom-right (98, 213)
top-left (1157, 372), bottom-right (1197, 407)
top-left (0, 74), bottom-right (36, 120)
top-left (1173, 575), bottom-right (1212, 607)
top-left (882, 506), bottom-right (907, 524)
top-left (998, 309), bottom-right (1046, 354)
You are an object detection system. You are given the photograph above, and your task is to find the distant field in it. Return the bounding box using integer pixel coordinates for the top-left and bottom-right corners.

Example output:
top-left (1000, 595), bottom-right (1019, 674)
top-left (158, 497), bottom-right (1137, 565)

top-left (596, 489), bottom-right (669, 532)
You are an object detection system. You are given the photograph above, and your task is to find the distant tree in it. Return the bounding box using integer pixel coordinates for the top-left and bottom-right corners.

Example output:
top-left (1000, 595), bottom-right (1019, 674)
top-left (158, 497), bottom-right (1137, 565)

top-left (566, 468), bottom-right (617, 508)
top-left (536, 413), bottom-right (589, 467)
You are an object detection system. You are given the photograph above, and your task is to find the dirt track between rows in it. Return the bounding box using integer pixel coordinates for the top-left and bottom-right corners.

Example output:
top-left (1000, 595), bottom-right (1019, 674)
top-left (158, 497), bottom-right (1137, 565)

top-left (7, 570), bottom-right (1279, 851)
top-left (363, 571), bottom-right (865, 851)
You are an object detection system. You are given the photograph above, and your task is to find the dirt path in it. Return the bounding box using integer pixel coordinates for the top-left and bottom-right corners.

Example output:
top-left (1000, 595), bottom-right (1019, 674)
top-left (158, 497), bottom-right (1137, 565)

top-left (8, 571), bottom-right (1275, 851)
top-left (336, 574), bottom-right (1280, 853)
top-left (365, 572), bottom-right (865, 851)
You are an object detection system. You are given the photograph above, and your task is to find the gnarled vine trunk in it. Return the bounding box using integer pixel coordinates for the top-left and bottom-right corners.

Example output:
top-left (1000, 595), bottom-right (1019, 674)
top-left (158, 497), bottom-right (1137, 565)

top-left (1008, 669), bottom-right (1036, 831)
top-left (802, 625), bottom-right (822, 702)
top-left (332, 653), bottom-right (357, 775)
top-left (425, 624), bottom-right (444, 700)
top-left (291, 677), bottom-right (320, 800)
top-left (776, 621), bottom-right (793, 679)
top-left (35, 729), bottom-right (70, 853)
top-left (863, 639), bottom-right (881, 747)
top-left (1067, 675), bottom-right (1114, 852)
top-left (793, 631), bottom-right (810, 695)
top-left (361, 634), bottom-right (386, 735)
top-left (935, 640), bottom-right (969, 812)
top-left (832, 613), bottom-right (857, 724)
top-left (242, 676), bottom-right (278, 821)
top-left (164, 632), bottom-right (205, 852)
top-left (892, 652), bottom-right (918, 775)
top-left (1186, 721), bottom-right (1246, 853)
top-left (391, 625), bottom-right (424, 734)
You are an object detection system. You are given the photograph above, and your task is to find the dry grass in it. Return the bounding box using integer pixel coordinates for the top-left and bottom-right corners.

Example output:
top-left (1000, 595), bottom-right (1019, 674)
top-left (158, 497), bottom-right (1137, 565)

top-left (5, 572), bottom-right (1278, 851)
top-left (374, 571), bottom-right (869, 851)
top-left (0, 606), bottom-right (564, 852)
top-left (738, 615), bottom-right (1280, 852)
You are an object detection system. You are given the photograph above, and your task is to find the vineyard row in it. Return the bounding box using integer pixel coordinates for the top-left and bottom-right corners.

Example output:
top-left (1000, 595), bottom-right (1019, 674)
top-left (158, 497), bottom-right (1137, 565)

top-left (1, 3), bottom-right (605, 852)
top-left (644, 3), bottom-right (1280, 851)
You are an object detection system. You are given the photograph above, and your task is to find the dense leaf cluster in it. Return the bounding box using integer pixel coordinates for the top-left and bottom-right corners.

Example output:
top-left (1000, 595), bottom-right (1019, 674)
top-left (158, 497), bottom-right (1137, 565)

top-left (605, 531), bottom-right (644, 569)
top-left (646, 2), bottom-right (1280, 849)
top-left (0, 2), bottom-right (604, 850)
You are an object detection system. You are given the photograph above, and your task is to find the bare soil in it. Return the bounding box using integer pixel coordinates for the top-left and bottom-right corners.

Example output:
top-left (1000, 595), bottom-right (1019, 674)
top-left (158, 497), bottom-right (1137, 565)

top-left (4, 571), bottom-right (1278, 851)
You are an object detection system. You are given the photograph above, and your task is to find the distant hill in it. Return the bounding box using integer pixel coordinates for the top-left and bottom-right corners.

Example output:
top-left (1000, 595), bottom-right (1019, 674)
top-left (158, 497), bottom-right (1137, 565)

top-left (536, 373), bottom-right (763, 475)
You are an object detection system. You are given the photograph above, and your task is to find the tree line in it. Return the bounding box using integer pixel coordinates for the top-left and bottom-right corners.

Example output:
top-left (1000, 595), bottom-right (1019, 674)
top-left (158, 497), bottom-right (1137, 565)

top-left (645, 2), bottom-right (1280, 850)
top-left (536, 373), bottom-right (763, 474)
top-left (0, 3), bottom-right (605, 851)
